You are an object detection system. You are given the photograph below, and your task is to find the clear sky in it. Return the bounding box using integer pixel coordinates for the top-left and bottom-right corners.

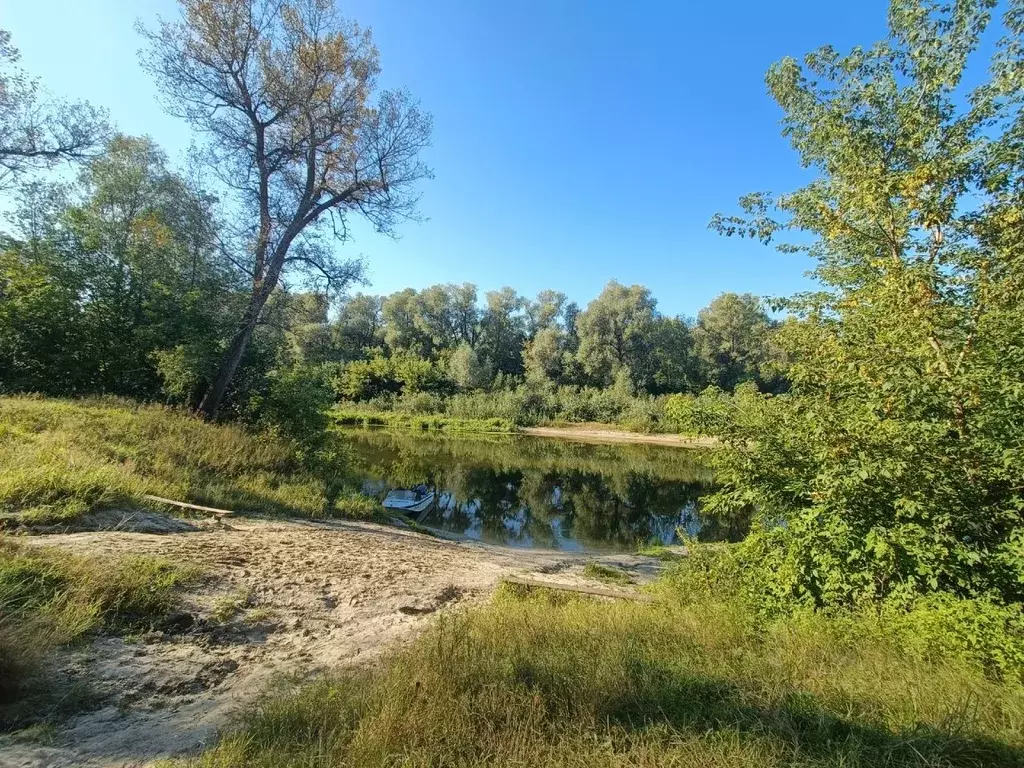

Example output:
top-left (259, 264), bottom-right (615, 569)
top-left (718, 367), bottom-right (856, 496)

top-left (0, 0), bottom-right (894, 317)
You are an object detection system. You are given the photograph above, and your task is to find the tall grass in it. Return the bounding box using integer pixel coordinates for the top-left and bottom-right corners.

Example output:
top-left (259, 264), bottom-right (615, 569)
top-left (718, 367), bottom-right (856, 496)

top-left (0, 538), bottom-right (199, 718)
top-left (0, 395), bottom-right (376, 525)
top-left (188, 583), bottom-right (1024, 768)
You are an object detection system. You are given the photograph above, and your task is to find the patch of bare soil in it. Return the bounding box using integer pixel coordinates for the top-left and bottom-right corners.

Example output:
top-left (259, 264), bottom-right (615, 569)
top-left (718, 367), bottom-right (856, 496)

top-left (0, 516), bottom-right (666, 768)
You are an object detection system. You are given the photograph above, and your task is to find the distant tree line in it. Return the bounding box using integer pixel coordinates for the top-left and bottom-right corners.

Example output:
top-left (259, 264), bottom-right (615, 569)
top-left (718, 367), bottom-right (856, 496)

top-left (0, 132), bottom-right (782, 419)
top-left (324, 281), bottom-right (783, 401)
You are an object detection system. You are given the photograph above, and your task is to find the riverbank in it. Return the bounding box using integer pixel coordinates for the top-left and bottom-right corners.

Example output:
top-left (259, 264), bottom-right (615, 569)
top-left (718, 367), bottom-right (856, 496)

top-left (0, 516), bottom-right (666, 767)
top-left (0, 396), bottom-right (381, 530)
top-left (151, 525), bottom-right (1024, 768)
top-left (332, 406), bottom-right (714, 447)
top-left (522, 424), bottom-right (718, 447)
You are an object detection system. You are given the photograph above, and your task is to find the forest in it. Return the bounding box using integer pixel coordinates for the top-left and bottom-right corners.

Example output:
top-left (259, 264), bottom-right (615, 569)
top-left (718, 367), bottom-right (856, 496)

top-left (1, 0), bottom-right (1024, 766)
top-left (0, 155), bottom-right (783, 431)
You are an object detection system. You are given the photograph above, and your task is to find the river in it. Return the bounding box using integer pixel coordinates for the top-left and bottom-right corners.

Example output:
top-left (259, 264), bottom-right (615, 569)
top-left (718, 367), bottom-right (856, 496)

top-left (340, 428), bottom-right (749, 553)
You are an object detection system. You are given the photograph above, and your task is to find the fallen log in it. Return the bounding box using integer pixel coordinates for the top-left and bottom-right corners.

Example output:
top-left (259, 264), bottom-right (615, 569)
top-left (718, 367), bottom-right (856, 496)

top-left (142, 494), bottom-right (236, 518)
top-left (502, 575), bottom-right (654, 602)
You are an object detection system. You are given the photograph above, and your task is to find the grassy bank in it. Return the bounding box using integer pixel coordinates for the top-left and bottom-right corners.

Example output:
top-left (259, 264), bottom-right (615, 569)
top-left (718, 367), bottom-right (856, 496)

top-left (335, 383), bottom-right (680, 434)
top-left (0, 538), bottom-right (199, 725)
top-left (0, 396), bottom-right (377, 526)
top-left (332, 406), bottom-right (516, 434)
top-left (185, 580), bottom-right (1024, 768)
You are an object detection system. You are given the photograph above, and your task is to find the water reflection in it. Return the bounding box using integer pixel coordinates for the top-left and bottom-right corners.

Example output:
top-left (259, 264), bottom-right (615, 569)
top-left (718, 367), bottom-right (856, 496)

top-left (341, 428), bottom-right (749, 553)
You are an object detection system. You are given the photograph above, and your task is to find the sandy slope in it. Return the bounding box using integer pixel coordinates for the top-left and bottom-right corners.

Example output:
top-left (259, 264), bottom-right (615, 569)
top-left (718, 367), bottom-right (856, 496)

top-left (0, 516), bottom-right (664, 768)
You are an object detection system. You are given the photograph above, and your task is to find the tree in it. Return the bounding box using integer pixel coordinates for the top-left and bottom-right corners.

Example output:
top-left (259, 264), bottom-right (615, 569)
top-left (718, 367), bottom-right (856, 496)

top-left (526, 289), bottom-right (567, 337)
top-left (479, 287), bottom-right (527, 376)
top-left (140, 0), bottom-right (432, 418)
top-left (693, 292), bottom-right (774, 390)
top-left (704, 0), bottom-right (1024, 606)
top-left (575, 281), bottom-right (657, 389)
top-left (383, 288), bottom-right (431, 357)
top-left (334, 293), bottom-right (384, 359)
top-left (413, 283), bottom-right (479, 354)
top-left (0, 247), bottom-right (86, 394)
top-left (448, 342), bottom-right (493, 390)
top-left (523, 325), bottom-right (565, 383)
top-left (0, 29), bottom-right (108, 189)
top-left (0, 136), bottom-right (236, 403)
top-left (649, 315), bottom-right (697, 394)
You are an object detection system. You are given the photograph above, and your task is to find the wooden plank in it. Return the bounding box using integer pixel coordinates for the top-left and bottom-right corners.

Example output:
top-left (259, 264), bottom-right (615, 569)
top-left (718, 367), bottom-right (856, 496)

top-left (502, 575), bottom-right (654, 602)
top-left (142, 494), bottom-right (236, 517)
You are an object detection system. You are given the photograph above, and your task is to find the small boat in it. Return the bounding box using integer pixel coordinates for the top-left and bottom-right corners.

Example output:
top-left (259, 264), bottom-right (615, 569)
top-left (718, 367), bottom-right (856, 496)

top-left (382, 486), bottom-right (436, 515)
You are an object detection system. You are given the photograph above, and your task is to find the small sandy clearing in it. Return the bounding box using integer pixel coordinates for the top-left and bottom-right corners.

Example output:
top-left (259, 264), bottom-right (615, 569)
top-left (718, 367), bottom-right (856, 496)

top-left (522, 425), bottom-right (718, 448)
top-left (1, 515), bottom-right (668, 768)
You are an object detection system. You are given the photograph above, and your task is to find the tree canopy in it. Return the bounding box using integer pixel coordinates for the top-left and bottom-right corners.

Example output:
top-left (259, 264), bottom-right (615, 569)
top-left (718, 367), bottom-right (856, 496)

top-left (139, 0), bottom-right (433, 417)
top-left (690, 0), bottom-right (1024, 608)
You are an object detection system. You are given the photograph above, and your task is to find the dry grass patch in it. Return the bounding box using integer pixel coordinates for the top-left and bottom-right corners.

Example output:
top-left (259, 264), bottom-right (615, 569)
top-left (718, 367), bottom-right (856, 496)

top-left (186, 586), bottom-right (1024, 768)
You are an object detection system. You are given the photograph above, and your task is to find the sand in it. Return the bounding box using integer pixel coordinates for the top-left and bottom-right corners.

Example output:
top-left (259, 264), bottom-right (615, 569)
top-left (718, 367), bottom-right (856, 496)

top-left (521, 425), bottom-right (719, 448)
top-left (0, 516), bottom-right (669, 768)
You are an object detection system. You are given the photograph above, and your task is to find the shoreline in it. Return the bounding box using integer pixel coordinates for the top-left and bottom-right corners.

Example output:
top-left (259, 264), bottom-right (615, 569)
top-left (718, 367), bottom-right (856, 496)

top-left (521, 425), bottom-right (718, 448)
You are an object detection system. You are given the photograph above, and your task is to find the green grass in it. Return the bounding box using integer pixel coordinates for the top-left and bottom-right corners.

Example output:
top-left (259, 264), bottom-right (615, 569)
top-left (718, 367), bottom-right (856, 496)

top-left (332, 406), bottom-right (517, 434)
top-left (211, 588), bottom-right (254, 624)
top-left (582, 561), bottom-right (635, 586)
top-left (0, 537), bottom-right (200, 722)
top-left (0, 395), bottom-right (380, 526)
top-left (635, 542), bottom-right (686, 560)
top-left (183, 582), bottom-right (1024, 768)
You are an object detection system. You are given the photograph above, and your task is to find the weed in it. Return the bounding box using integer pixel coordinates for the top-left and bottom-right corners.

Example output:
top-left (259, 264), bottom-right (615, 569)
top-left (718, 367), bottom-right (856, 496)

top-left (582, 562), bottom-right (635, 586)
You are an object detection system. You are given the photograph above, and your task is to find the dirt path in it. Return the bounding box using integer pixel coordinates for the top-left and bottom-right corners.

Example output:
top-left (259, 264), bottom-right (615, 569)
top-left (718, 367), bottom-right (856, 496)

top-left (1, 516), bottom-right (666, 768)
top-left (522, 425), bottom-right (718, 448)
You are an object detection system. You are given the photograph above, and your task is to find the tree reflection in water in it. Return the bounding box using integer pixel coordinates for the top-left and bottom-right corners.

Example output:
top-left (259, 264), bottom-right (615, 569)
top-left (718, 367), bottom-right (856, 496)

top-left (342, 428), bottom-right (750, 552)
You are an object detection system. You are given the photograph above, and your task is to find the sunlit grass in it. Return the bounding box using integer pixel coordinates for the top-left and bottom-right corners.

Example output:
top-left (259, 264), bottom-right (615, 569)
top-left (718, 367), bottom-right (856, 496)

top-left (0, 395), bottom-right (378, 525)
top-left (186, 585), bottom-right (1024, 768)
top-left (0, 537), bottom-right (200, 720)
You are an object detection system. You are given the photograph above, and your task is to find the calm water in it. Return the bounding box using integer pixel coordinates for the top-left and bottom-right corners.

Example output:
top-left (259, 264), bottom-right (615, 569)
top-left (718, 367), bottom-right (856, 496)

top-left (341, 428), bottom-right (749, 553)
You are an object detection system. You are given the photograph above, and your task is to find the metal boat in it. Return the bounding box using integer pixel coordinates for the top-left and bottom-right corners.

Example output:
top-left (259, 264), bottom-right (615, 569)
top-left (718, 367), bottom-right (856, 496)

top-left (382, 486), bottom-right (436, 515)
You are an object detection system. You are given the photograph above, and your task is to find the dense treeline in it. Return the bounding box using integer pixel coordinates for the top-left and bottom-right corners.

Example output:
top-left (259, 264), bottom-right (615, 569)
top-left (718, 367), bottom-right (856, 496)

top-left (330, 280), bottom-right (781, 397)
top-left (0, 138), bottom-right (782, 426)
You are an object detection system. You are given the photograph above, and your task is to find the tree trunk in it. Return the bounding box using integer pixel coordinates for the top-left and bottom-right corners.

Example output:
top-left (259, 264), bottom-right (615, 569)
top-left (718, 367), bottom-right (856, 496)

top-left (198, 240), bottom-right (290, 420)
top-left (197, 308), bottom-right (259, 420)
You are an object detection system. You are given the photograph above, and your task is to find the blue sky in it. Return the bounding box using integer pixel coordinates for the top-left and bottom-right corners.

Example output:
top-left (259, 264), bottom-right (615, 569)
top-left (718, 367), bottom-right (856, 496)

top-left (0, 0), bottom-right (894, 317)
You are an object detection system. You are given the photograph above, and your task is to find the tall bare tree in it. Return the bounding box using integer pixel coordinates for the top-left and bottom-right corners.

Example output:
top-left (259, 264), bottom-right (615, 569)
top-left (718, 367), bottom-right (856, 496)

top-left (140, 0), bottom-right (432, 418)
top-left (0, 29), bottom-right (108, 189)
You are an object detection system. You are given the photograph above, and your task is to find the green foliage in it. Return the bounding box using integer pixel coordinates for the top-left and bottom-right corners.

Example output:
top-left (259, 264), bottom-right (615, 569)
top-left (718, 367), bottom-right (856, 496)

top-left (701, 1), bottom-right (1024, 608)
top-left (0, 136), bottom-right (238, 403)
top-left (248, 364), bottom-right (335, 445)
top-left (447, 342), bottom-right (493, 390)
top-left (335, 351), bottom-right (450, 401)
top-left (332, 407), bottom-right (515, 434)
top-left (665, 542), bottom-right (1024, 683)
top-left (693, 293), bottom-right (781, 391)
